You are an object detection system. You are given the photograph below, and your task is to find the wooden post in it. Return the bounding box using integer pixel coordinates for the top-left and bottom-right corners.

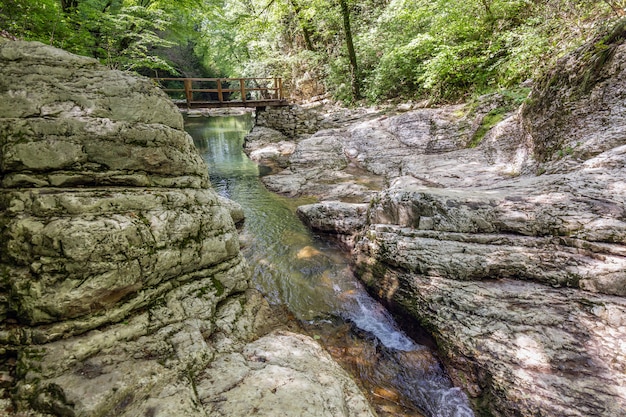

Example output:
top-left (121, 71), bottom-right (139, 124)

top-left (278, 77), bottom-right (284, 100)
top-left (217, 79), bottom-right (224, 102)
top-left (239, 79), bottom-right (246, 103)
top-left (184, 79), bottom-right (193, 106)
top-left (273, 78), bottom-right (278, 99)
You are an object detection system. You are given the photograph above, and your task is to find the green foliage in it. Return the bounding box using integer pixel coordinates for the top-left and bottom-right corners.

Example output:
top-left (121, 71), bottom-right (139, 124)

top-left (0, 0), bottom-right (188, 73)
top-left (84, 5), bottom-right (175, 71)
top-left (1, 0), bottom-right (620, 102)
top-left (214, 0), bottom-right (618, 103)
top-left (0, 0), bottom-right (67, 44)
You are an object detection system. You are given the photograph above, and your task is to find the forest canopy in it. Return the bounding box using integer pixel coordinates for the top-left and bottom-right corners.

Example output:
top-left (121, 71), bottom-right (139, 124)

top-left (1, 0), bottom-right (624, 103)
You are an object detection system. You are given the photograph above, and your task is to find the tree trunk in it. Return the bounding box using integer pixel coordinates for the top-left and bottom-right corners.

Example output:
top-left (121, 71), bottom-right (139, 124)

top-left (338, 0), bottom-right (360, 100)
top-left (289, 0), bottom-right (315, 51)
top-left (60, 0), bottom-right (80, 13)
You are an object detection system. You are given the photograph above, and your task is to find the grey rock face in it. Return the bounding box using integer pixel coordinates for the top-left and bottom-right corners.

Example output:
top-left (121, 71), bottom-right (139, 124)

top-left (354, 258), bottom-right (626, 417)
top-left (352, 27), bottom-right (626, 416)
top-left (521, 19), bottom-right (626, 169)
top-left (0, 38), bottom-right (247, 415)
top-left (297, 201), bottom-right (369, 242)
top-left (1, 188), bottom-right (241, 327)
top-left (0, 40), bottom-right (375, 417)
top-left (0, 41), bottom-right (204, 190)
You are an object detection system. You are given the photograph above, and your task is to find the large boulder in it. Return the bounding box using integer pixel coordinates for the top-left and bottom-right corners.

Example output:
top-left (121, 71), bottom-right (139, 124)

top-left (0, 40), bottom-right (375, 417)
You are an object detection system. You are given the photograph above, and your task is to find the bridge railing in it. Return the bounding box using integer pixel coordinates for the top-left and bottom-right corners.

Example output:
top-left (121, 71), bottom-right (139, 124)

top-left (152, 77), bottom-right (286, 108)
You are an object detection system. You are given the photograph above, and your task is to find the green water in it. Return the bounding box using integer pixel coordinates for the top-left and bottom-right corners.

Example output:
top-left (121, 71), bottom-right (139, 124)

top-left (184, 114), bottom-right (475, 417)
top-left (186, 114), bottom-right (346, 320)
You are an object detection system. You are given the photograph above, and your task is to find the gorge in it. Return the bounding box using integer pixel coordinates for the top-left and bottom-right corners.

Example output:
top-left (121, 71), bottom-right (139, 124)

top-left (2, 17), bottom-right (626, 417)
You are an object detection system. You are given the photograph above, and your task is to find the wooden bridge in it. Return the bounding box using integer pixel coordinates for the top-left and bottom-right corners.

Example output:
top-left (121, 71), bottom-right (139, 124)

top-left (152, 77), bottom-right (288, 109)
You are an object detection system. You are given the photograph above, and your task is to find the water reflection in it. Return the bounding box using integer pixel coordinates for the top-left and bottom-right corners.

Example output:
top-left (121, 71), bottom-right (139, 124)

top-left (185, 114), bottom-right (475, 417)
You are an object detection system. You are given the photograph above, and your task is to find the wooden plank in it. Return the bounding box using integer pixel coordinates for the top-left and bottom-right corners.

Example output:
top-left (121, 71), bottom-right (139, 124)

top-left (183, 79), bottom-right (193, 106)
top-left (239, 79), bottom-right (246, 103)
top-left (217, 79), bottom-right (224, 102)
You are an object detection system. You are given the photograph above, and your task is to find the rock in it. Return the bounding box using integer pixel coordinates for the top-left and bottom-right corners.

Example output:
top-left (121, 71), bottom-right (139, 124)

top-left (218, 195), bottom-right (245, 226)
top-left (354, 259), bottom-right (626, 417)
top-left (243, 127), bottom-right (296, 174)
top-left (0, 40), bottom-right (375, 417)
top-left (0, 38), bottom-right (247, 414)
top-left (351, 22), bottom-right (626, 416)
top-left (296, 246), bottom-right (323, 259)
top-left (197, 331), bottom-right (375, 417)
top-left (0, 41), bottom-right (203, 190)
top-left (252, 128), bottom-right (386, 201)
top-left (250, 100), bottom-right (526, 202)
top-left (297, 201), bottom-right (369, 235)
top-left (521, 19), bottom-right (626, 169)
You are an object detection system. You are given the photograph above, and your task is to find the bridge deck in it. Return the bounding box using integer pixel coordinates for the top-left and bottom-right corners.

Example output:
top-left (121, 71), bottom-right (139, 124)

top-left (153, 77), bottom-right (288, 109)
top-left (172, 99), bottom-right (288, 109)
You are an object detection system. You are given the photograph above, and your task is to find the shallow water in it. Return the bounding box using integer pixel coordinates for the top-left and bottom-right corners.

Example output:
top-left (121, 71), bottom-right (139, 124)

top-left (185, 114), bottom-right (475, 417)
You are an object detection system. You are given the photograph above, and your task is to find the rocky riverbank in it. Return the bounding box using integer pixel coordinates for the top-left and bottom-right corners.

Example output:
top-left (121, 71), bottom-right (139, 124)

top-left (0, 39), bottom-right (375, 417)
top-left (245, 20), bottom-right (626, 416)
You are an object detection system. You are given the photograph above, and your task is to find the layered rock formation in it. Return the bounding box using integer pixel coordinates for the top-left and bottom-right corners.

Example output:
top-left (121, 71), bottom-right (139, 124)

top-left (245, 20), bottom-right (626, 416)
top-left (0, 40), bottom-right (374, 417)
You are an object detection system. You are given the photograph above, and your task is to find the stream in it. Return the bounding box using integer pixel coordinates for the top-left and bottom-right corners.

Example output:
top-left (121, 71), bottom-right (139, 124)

top-left (185, 113), bottom-right (475, 417)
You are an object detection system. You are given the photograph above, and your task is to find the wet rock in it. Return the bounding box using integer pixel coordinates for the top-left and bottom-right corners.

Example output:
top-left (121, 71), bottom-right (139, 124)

top-left (243, 126), bottom-right (295, 174)
top-left (297, 201), bottom-right (369, 235)
top-left (218, 195), bottom-right (245, 226)
top-left (354, 259), bottom-right (626, 417)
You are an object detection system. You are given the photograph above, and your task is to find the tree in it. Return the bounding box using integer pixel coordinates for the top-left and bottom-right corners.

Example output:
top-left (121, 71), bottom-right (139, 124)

top-left (289, 0), bottom-right (315, 51)
top-left (338, 0), bottom-right (360, 99)
top-left (60, 0), bottom-right (80, 13)
top-left (2, 0), bottom-right (619, 103)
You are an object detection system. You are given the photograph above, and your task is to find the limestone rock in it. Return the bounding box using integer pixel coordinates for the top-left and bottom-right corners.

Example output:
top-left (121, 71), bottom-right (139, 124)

top-left (521, 19), bottom-right (626, 169)
top-left (243, 126), bottom-right (295, 174)
top-left (197, 331), bottom-right (376, 417)
top-left (351, 23), bottom-right (626, 416)
top-left (297, 201), bottom-right (369, 235)
top-left (354, 256), bottom-right (626, 417)
top-left (218, 194), bottom-right (245, 226)
top-left (0, 40), bottom-right (205, 190)
top-left (249, 100), bottom-right (525, 202)
top-left (0, 38), bottom-right (247, 415)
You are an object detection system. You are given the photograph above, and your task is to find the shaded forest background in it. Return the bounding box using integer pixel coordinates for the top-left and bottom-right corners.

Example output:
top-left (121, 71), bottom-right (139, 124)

top-left (1, 0), bottom-right (624, 103)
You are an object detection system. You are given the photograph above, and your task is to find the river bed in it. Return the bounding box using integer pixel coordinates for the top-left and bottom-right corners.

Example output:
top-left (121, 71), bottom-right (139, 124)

top-left (185, 113), bottom-right (474, 417)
